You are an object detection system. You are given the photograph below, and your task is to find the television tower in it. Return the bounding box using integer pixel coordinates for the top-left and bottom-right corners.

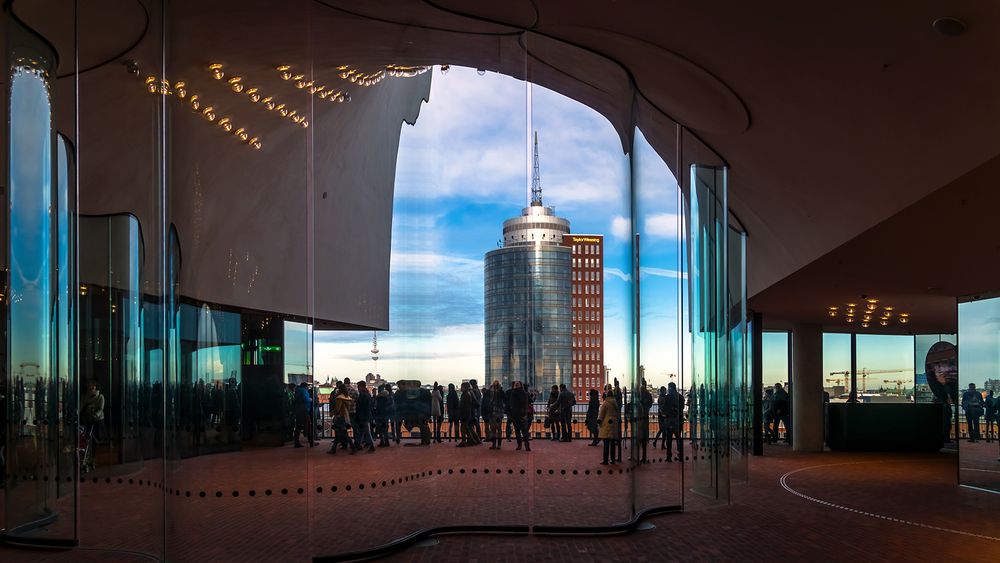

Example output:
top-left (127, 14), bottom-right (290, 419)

top-left (531, 131), bottom-right (542, 206)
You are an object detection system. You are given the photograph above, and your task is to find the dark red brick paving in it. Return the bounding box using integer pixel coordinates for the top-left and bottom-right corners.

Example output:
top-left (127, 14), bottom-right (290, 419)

top-left (1, 440), bottom-right (998, 562)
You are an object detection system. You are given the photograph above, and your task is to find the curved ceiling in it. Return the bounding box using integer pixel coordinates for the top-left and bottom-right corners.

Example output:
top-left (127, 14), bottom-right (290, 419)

top-left (14, 0), bottom-right (148, 77)
top-left (7, 0), bottom-right (1000, 332)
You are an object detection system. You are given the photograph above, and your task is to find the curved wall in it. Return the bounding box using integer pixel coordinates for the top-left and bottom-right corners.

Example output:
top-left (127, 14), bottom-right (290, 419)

top-left (0, 1), bottom-right (745, 559)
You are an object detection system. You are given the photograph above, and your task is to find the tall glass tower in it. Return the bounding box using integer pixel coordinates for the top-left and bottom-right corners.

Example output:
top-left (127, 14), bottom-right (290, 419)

top-left (484, 134), bottom-right (572, 395)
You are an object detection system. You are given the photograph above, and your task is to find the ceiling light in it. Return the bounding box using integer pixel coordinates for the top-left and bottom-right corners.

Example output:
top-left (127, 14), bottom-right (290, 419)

top-left (141, 72), bottom-right (261, 152)
top-left (209, 63), bottom-right (224, 80)
top-left (932, 17), bottom-right (967, 37)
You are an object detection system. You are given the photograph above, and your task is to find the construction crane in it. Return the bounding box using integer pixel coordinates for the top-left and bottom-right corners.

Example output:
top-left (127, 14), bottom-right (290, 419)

top-left (828, 369), bottom-right (908, 394)
top-left (827, 371), bottom-right (850, 388)
top-left (883, 379), bottom-right (908, 396)
top-left (858, 368), bottom-right (907, 393)
top-left (828, 370), bottom-right (852, 394)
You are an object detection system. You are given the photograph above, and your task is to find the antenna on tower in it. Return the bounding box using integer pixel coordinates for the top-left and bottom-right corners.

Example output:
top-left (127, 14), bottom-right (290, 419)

top-left (531, 131), bottom-right (542, 206)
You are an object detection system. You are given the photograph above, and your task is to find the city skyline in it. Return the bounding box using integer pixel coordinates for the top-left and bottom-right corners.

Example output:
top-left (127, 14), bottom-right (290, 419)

top-left (310, 66), bottom-right (955, 392)
top-left (314, 66), bottom-right (650, 386)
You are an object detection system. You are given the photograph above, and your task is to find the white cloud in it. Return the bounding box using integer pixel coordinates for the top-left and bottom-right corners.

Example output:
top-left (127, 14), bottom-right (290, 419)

top-left (611, 215), bottom-right (630, 240)
top-left (604, 267), bottom-right (631, 282)
top-left (640, 267), bottom-right (685, 279)
top-left (315, 323), bottom-right (485, 384)
top-left (644, 213), bottom-right (680, 239)
top-left (390, 252), bottom-right (482, 274)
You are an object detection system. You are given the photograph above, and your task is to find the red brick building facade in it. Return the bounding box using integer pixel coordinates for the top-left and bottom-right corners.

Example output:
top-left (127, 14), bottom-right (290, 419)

top-left (568, 234), bottom-right (604, 402)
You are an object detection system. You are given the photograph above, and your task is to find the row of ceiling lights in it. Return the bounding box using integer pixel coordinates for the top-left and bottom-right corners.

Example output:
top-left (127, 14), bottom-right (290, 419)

top-left (275, 65), bottom-right (351, 103)
top-left (827, 297), bottom-right (910, 328)
top-left (338, 66), bottom-right (385, 87)
top-left (144, 76), bottom-right (261, 150)
top-left (335, 64), bottom-right (430, 86)
top-left (208, 64), bottom-right (309, 128)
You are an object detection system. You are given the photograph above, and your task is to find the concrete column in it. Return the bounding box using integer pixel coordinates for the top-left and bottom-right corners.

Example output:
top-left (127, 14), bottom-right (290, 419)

top-left (791, 323), bottom-right (825, 452)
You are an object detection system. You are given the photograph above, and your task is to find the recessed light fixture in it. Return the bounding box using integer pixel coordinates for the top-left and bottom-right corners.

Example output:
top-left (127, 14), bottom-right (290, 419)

top-left (932, 16), bottom-right (967, 37)
top-left (825, 297), bottom-right (911, 328)
top-left (142, 73), bottom-right (261, 150)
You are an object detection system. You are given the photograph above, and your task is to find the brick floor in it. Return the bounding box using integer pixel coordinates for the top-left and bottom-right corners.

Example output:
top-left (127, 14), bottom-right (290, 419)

top-left (1, 439), bottom-right (998, 562)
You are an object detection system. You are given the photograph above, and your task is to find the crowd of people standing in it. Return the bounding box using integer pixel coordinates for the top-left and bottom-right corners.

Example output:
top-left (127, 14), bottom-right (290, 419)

top-left (292, 375), bottom-right (697, 466)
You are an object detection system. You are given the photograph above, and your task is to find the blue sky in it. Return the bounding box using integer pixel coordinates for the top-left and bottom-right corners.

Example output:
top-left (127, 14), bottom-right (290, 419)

top-left (762, 331), bottom-right (919, 391)
top-left (315, 66), bottom-right (682, 386)
top-left (312, 65), bottom-right (989, 393)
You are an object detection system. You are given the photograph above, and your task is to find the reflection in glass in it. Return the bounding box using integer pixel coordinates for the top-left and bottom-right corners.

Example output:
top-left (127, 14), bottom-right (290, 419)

top-left (727, 225), bottom-right (748, 482)
top-left (958, 296), bottom-right (1000, 492)
top-left (79, 215), bottom-right (145, 466)
top-left (688, 164), bottom-right (730, 503)
top-left (633, 127), bottom-right (683, 511)
top-left (4, 32), bottom-right (76, 542)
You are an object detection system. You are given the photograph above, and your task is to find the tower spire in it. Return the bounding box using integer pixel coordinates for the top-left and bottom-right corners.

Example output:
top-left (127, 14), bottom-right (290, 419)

top-left (531, 131), bottom-right (542, 206)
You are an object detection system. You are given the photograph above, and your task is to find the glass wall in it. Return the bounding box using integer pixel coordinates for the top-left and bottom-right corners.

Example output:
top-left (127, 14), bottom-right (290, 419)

top-left (1, 0), bottom-right (743, 558)
top-left (3, 8), bottom-right (77, 544)
top-left (761, 331), bottom-right (790, 445)
top-left (687, 164), bottom-right (730, 504)
top-left (633, 128), bottom-right (683, 514)
top-left (958, 295), bottom-right (1000, 493)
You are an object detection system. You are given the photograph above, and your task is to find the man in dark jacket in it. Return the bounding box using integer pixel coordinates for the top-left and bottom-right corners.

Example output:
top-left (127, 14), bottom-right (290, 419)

top-left (374, 385), bottom-right (392, 447)
top-left (662, 382), bottom-right (683, 461)
top-left (637, 383), bottom-right (653, 462)
top-left (457, 382), bottom-right (475, 447)
top-left (469, 379), bottom-right (483, 444)
top-left (292, 382), bottom-right (314, 448)
top-left (558, 384), bottom-right (575, 442)
top-left (772, 383), bottom-right (791, 444)
top-left (508, 381), bottom-right (531, 451)
top-left (386, 383), bottom-right (400, 444)
top-left (481, 383), bottom-right (494, 443)
top-left (504, 386), bottom-right (514, 442)
top-left (355, 381), bottom-right (375, 452)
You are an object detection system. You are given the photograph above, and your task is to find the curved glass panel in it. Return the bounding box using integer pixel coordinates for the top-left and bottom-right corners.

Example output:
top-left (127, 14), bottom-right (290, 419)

top-left (3, 14), bottom-right (76, 542)
top-left (958, 295), bottom-right (999, 492)
top-left (633, 127), bottom-right (683, 513)
top-left (1, 1), bottom-right (753, 558)
top-left (687, 164), bottom-right (730, 505)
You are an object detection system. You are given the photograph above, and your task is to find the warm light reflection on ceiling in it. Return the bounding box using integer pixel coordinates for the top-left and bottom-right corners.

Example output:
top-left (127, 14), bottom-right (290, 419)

top-left (827, 298), bottom-right (909, 329)
top-left (144, 75), bottom-right (262, 150)
top-left (208, 63), bottom-right (309, 128)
